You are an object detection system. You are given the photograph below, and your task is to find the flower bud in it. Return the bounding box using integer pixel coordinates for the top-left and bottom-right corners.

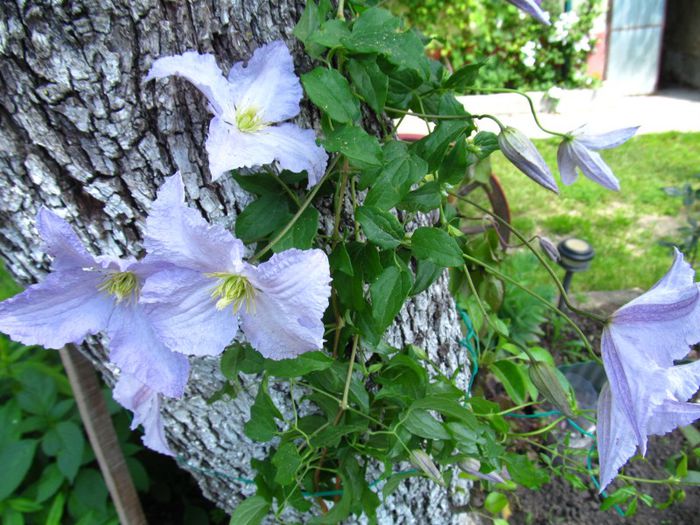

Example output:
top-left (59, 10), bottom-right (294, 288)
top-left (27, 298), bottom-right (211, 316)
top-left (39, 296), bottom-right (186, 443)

top-left (410, 450), bottom-right (444, 486)
top-left (529, 361), bottom-right (573, 417)
top-left (538, 236), bottom-right (560, 262)
top-left (498, 127), bottom-right (558, 193)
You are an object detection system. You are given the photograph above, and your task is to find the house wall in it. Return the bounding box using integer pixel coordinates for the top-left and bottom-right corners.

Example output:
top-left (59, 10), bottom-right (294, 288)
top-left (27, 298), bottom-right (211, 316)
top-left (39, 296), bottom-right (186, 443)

top-left (662, 0), bottom-right (700, 88)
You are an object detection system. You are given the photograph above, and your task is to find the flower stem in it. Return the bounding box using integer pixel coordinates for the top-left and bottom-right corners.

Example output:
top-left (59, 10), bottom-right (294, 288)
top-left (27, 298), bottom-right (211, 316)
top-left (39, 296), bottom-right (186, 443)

top-left (251, 156), bottom-right (339, 262)
top-left (462, 252), bottom-right (601, 364)
top-left (340, 335), bottom-right (359, 411)
top-left (452, 193), bottom-right (607, 325)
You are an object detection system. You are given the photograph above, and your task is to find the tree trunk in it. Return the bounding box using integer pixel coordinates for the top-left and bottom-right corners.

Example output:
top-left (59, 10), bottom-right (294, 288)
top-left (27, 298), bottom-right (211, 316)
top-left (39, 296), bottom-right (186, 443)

top-left (0, 1), bottom-right (471, 521)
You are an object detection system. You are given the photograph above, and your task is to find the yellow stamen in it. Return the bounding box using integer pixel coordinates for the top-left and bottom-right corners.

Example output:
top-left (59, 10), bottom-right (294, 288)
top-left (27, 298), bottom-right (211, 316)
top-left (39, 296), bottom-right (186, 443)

top-left (98, 271), bottom-right (139, 304)
top-left (207, 273), bottom-right (256, 312)
top-left (235, 107), bottom-right (265, 133)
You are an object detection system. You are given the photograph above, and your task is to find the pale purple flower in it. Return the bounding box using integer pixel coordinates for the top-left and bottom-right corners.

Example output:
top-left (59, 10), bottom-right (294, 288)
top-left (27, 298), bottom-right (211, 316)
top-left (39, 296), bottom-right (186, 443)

top-left (146, 41), bottom-right (328, 187)
top-left (114, 373), bottom-right (173, 456)
top-left (557, 126), bottom-right (638, 191)
top-left (499, 127), bottom-right (558, 193)
top-left (0, 209), bottom-right (189, 399)
top-left (506, 0), bottom-right (551, 25)
top-left (597, 248), bottom-right (700, 490)
top-left (141, 173), bottom-right (332, 360)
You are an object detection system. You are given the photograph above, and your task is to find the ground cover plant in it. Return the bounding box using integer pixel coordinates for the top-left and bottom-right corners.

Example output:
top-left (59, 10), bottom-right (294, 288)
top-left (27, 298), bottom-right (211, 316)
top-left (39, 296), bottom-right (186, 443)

top-left (1, 1), bottom-right (700, 524)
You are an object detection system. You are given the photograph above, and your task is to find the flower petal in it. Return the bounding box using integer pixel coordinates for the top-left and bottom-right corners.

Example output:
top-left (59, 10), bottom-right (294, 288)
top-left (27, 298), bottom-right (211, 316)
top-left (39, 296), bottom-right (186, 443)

top-left (576, 127), bottom-right (639, 151)
top-left (647, 399), bottom-right (700, 437)
top-left (113, 373), bottom-right (173, 456)
top-left (107, 304), bottom-right (190, 398)
top-left (569, 141), bottom-right (620, 191)
top-left (141, 268), bottom-right (238, 357)
top-left (0, 269), bottom-right (114, 349)
top-left (241, 249), bottom-right (331, 360)
top-left (498, 127), bottom-right (558, 193)
top-left (37, 208), bottom-right (96, 271)
top-left (228, 40), bottom-right (302, 123)
top-left (556, 141), bottom-right (578, 186)
top-left (506, 0), bottom-right (551, 25)
top-left (146, 52), bottom-right (234, 119)
top-left (145, 173), bottom-right (244, 274)
top-left (597, 383), bottom-right (638, 492)
top-left (206, 119), bottom-right (328, 187)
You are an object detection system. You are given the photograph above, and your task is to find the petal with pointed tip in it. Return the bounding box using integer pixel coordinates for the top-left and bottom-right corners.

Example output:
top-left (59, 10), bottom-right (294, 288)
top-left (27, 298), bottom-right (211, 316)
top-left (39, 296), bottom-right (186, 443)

top-left (557, 141), bottom-right (578, 186)
top-left (107, 304), bottom-right (190, 398)
top-left (241, 249), bottom-right (331, 360)
top-left (568, 141), bottom-right (620, 191)
top-left (506, 0), bottom-right (551, 25)
top-left (113, 374), bottom-right (173, 456)
top-left (576, 127), bottom-right (639, 151)
top-left (145, 52), bottom-right (234, 118)
top-left (597, 383), bottom-right (638, 492)
top-left (498, 128), bottom-right (558, 193)
top-left (37, 208), bottom-right (96, 271)
top-left (0, 269), bottom-right (114, 349)
top-left (228, 40), bottom-right (302, 123)
top-left (145, 173), bottom-right (244, 274)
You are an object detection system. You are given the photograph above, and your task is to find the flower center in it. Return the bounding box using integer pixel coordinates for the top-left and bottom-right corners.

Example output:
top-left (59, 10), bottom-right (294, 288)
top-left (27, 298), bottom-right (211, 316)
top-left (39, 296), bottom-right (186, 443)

top-left (208, 273), bottom-right (256, 312)
top-left (98, 271), bottom-right (139, 303)
top-left (235, 107), bottom-right (265, 133)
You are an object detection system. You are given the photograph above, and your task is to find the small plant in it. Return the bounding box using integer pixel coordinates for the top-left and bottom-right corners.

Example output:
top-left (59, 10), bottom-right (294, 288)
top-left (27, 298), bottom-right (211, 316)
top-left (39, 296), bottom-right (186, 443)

top-left (660, 174), bottom-right (700, 266)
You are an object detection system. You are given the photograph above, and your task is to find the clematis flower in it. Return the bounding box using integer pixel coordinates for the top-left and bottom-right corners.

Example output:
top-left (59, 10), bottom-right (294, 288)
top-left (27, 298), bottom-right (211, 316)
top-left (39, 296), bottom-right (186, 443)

top-left (0, 209), bottom-right (191, 455)
top-left (498, 127), bottom-right (558, 193)
top-left (141, 173), bottom-right (331, 360)
top-left (114, 372), bottom-right (173, 456)
top-left (557, 126), bottom-right (638, 191)
top-left (146, 41), bottom-right (328, 187)
top-left (506, 0), bottom-right (551, 25)
top-left (597, 248), bottom-right (700, 490)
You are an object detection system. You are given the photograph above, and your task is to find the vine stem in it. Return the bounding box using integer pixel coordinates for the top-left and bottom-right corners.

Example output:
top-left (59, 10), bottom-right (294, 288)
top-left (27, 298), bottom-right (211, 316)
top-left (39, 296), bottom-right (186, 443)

top-left (463, 86), bottom-right (571, 139)
top-left (462, 252), bottom-right (602, 364)
top-left (250, 156), bottom-right (339, 263)
top-left (340, 335), bottom-right (359, 411)
top-left (452, 192), bottom-right (607, 325)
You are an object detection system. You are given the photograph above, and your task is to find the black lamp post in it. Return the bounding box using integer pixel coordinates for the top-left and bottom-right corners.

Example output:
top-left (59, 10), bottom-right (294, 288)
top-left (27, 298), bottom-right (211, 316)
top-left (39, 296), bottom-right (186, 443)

top-left (556, 238), bottom-right (595, 309)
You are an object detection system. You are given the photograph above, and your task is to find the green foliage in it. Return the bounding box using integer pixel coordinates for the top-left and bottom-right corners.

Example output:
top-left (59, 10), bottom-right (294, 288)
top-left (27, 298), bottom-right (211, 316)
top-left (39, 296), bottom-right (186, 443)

top-left (388, 0), bottom-right (601, 91)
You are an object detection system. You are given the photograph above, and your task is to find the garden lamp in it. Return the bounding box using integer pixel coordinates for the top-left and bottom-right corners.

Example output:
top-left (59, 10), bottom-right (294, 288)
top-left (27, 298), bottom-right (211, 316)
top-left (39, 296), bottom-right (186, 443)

top-left (556, 238), bottom-right (595, 309)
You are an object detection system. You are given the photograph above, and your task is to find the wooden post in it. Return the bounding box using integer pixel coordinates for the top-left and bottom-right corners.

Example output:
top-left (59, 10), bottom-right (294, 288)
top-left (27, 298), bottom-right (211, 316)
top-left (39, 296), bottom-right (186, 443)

top-left (59, 346), bottom-right (148, 525)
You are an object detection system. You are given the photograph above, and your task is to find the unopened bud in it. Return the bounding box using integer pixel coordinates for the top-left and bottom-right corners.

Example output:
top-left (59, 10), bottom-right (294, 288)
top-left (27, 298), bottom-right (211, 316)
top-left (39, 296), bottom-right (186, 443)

top-left (529, 361), bottom-right (573, 417)
top-left (498, 127), bottom-right (558, 193)
top-left (410, 450), bottom-right (444, 486)
top-left (459, 458), bottom-right (509, 484)
top-left (539, 236), bottom-right (560, 262)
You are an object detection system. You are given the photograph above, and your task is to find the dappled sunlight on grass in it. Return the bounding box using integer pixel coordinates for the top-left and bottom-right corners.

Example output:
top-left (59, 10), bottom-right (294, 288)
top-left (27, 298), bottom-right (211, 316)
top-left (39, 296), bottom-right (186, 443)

top-left (492, 132), bottom-right (700, 291)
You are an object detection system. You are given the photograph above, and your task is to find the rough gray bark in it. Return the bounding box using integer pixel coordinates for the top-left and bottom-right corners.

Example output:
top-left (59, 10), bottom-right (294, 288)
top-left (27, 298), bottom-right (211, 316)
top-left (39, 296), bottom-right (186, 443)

top-left (0, 0), bottom-right (471, 522)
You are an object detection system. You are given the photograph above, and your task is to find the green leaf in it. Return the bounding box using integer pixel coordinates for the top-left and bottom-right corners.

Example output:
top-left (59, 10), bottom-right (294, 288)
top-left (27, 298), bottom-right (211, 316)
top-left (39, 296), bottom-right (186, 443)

top-left (472, 131), bottom-right (500, 160)
top-left (308, 19), bottom-right (351, 48)
top-left (411, 121), bottom-right (468, 172)
top-left (382, 471), bottom-right (415, 499)
top-left (2, 508), bottom-right (22, 525)
top-left (600, 487), bottom-right (635, 511)
top-left (264, 351), bottom-right (333, 377)
top-left (410, 395), bottom-right (473, 423)
top-left (356, 207), bottom-right (404, 249)
top-left (503, 453), bottom-right (549, 489)
top-left (293, 0), bottom-right (326, 58)
top-left (323, 127), bottom-right (382, 168)
top-left (310, 423), bottom-right (367, 448)
top-left (364, 146), bottom-right (427, 210)
top-left (272, 207), bottom-right (319, 251)
top-left (329, 243), bottom-right (353, 275)
top-left (490, 360), bottom-right (528, 405)
top-left (220, 345), bottom-right (244, 381)
top-left (410, 259), bottom-right (442, 296)
top-left (398, 181), bottom-right (442, 212)
top-left (229, 496), bottom-right (270, 525)
top-left (484, 492), bottom-right (508, 515)
top-left (55, 421), bottom-right (84, 482)
top-left (443, 62), bottom-right (485, 91)
top-left (411, 227), bottom-right (463, 267)
top-left (45, 493), bottom-right (66, 525)
top-left (309, 471), bottom-right (353, 524)
top-left (232, 171), bottom-right (281, 196)
top-left (272, 443), bottom-right (303, 486)
top-left (235, 195), bottom-right (292, 242)
top-left (301, 68), bottom-right (361, 123)
top-left (439, 140), bottom-right (468, 185)
top-left (35, 463), bottom-right (65, 503)
top-left (0, 439), bottom-right (37, 501)
top-left (347, 57), bottom-right (388, 115)
top-left (370, 266), bottom-right (412, 330)
top-left (244, 379), bottom-right (282, 442)
top-left (17, 369), bottom-right (57, 416)
top-left (403, 409), bottom-right (450, 440)
top-left (343, 7), bottom-right (429, 76)
top-left (67, 469), bottom-right (108, 516)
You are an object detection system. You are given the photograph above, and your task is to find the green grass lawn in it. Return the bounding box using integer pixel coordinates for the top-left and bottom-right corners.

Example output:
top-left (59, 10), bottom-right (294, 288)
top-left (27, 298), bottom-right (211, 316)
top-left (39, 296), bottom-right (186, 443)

top-left (491, 132), bottom-right (700, 292)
